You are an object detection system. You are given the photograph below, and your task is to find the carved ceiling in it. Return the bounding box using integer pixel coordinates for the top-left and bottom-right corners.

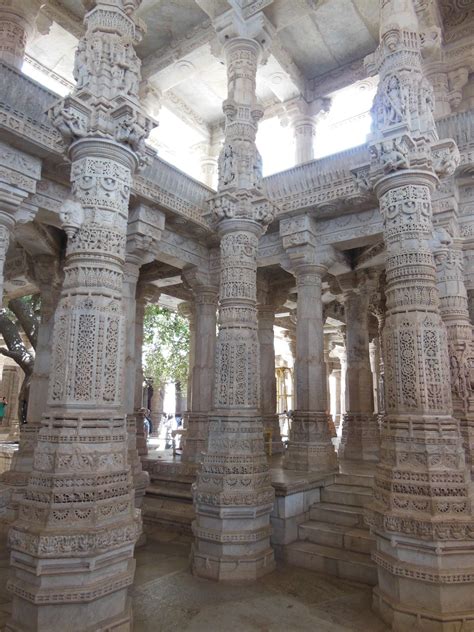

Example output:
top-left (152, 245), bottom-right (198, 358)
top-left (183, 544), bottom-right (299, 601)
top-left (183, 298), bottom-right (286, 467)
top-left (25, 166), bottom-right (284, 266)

top-left (27, 0), bottom-right (380, 139)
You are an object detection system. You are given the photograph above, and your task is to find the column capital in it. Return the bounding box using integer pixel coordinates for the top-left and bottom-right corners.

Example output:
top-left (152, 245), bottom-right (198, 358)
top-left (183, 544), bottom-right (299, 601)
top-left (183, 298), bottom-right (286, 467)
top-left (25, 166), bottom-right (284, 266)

top-left (127, 202), bottom-right (165, 262)
top-left (337, 269), bottom-right (379, 298)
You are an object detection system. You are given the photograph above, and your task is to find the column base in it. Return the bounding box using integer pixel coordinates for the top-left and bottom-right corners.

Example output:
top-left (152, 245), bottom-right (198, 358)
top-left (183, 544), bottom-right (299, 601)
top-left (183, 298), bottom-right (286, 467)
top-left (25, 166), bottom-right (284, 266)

top-left (284, 411), bottom-right (337, 473)
top-left (338, 412), bottom-right (380, 462)
top-left (372, 542), bottom-right (474, 632)
top-left (262, 414), bottom-right (284, 454)
top-left (192, 414), bottom-right (275, 582)
top-left (7, 581), bottom-right (134, 632)
top-left (181, 412), bottom-right (209, 464)
top-left (192, 544), bottom-right (275, 582)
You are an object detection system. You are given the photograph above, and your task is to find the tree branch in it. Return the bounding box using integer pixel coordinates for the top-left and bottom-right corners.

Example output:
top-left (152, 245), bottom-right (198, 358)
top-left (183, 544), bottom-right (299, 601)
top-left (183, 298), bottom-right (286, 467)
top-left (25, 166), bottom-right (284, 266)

top-left (8, 296), bottom-right (39, 349)
top-left (0, 312), bottom-right (34, 375)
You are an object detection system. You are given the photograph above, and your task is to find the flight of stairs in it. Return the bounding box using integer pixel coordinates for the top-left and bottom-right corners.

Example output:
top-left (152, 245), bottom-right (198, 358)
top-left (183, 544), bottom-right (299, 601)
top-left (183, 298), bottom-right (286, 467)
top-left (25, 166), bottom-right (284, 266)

top-left (285, 470), bottom-right (377, 585)
top-left (141, 460), bottom-right (196, 535)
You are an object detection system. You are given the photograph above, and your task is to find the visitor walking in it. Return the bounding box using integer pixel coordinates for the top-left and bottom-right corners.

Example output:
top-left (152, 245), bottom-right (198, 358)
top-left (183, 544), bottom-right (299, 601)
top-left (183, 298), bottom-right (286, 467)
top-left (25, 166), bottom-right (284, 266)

top-left (0, 397), bottom-right (7, 424)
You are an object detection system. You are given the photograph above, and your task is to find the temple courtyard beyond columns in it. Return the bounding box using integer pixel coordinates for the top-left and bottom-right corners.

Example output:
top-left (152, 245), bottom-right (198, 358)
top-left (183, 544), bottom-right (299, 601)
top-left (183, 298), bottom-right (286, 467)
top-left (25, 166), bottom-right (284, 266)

top-left (0, 0), bottom-right (473, 630)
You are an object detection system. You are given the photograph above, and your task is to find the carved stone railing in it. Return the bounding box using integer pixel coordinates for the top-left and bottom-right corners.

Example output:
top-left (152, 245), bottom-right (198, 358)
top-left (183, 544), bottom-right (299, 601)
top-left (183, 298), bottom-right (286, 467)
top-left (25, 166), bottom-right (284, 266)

top-left (263, 144), bottom-right (373, 217)
top-left (136, 157), bottom-right (213, 229)
top-left (437, 109), bottom-right (474, 168)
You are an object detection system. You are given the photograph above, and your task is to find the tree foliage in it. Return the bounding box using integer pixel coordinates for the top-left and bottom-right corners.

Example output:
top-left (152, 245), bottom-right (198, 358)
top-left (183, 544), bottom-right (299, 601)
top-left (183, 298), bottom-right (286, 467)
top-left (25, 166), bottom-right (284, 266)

top-left (143, 304), bottom-right (190, 388)
top-left (0, 295), bottom-right (40, 421)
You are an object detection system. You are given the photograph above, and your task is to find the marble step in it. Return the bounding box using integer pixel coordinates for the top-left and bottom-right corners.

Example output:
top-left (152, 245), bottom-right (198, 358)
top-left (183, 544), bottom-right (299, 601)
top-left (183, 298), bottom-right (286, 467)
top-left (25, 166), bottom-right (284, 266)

top-left (285, 540), bottom-right (377, 586)
top-left (334, 473), bottom-right (375, 488)
top-left (146, 482), bottom-right (193, 501)
top-left (142, 495), bottom-right (195, 535)
top-left (320, 483), bottom-right (373, 508)
top-left (298, 520), bottom-right (375, 555)
top-left (310, 502), bottom-right (366, 527)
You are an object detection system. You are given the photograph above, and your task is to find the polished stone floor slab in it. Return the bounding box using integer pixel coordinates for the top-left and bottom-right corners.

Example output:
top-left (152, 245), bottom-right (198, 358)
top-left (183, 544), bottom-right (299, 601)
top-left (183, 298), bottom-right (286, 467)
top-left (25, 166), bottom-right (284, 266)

top-left (132, 531), bottom-right (389, 632)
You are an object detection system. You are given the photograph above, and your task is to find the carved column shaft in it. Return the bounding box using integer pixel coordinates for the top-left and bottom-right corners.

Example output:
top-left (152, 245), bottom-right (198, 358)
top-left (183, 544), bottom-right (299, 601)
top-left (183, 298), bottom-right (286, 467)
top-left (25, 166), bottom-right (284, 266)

top-left (2, 255), bottom-right (62, 519)
top-left (284, 263), bottom-right (337, 472)
top-left (339, 274), bottom-right (380, 462)
top-left (257, 303), bottom-right (284, 454)
top-left (192, 29), bottom-right (276, 582)
top-left (0, 0), bottom-right (41, 69)
top-left (178, 301), bottom-right (196, 411)
top-left (366, 1), bottom-right (474, 626)
top-left (8, 1), bottom-right (153, 629)
top-left (181, 285), bottom-right (217, 464)
top-left (434, 239), bottom-right (474, 471)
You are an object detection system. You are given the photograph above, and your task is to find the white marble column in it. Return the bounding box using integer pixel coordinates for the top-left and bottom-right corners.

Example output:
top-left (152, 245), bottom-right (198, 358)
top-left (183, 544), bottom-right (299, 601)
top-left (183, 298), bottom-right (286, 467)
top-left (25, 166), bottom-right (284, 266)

top-left (280, 244), bottom-right (337, 473)
top-left (338, 271), bottom-right (380, 462)
top-left (257, 302), bottom-right (284, 455)
top-left (7, 1), bottom-right (154, 629)
top-left (2, 255), bottom-right (62, 519)
top-left (192, 19), bottom-right (277, 582)
top-left (178, 301), bottom-right (196, 412)
top-left (0, 0), bottom-right (41, 69)
top-left (181, 276), bottom-right (218, 465)
top-left (433, 233), bottom-right (474, 473)
top-left (281, 96), bottom-right (330, 165)
top-left (366, 0), bottom-right (474, 627)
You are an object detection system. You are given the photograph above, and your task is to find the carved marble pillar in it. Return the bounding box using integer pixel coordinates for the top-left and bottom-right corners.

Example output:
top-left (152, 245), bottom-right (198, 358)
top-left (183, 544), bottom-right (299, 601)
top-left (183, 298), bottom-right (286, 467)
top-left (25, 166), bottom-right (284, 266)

top-left (433, 235), bottom-right (474, 472)
top-left (281, 249), bottom-right (337, 473)
top-left (366, 1), bottom-right (474, 627)
top-left (331, 365), bottom-right (342, 430)
top-left (7, 2), bottom-right (154, 630)
top-left (123, 258), bottom-right (150, 510)
top-left (192, 23), bottom-right (277, 582)
top-left (181, 271), bottom-right (218, 465)
top-left (0, 0), bottom-right (41, 69)
top-left (282, 96), bottom-right (330, 165)
top-left (178, 301), bottom-right (196, 412)
top-left (2, 254), bottom-right (62, 519)
top-left (338, 271), bottom-right (380, 462)
top-left (0, 141), bottom-right (41, 304)
top-left (369, 337), bottom-right (381, 416)
top-left (257, 301), bottom-right (284, 455)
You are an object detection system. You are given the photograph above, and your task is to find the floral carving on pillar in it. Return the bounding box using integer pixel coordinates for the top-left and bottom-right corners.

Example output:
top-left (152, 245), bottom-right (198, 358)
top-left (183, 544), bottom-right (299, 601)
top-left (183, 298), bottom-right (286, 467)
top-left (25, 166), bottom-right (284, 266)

top-left (192, 9), bottom-right (278, 582)
top-left (365, 1), bottom-right (474, 628)
top-left (7, 2), bottom-right (155, 630)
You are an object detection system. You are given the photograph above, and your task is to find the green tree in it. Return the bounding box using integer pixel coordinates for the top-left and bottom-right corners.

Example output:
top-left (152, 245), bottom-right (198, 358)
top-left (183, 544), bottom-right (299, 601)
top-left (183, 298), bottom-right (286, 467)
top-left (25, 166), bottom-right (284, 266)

top-left (143, 305), bottom-right (190, 389)
top-left (0, 295), bottom-right (40, 421)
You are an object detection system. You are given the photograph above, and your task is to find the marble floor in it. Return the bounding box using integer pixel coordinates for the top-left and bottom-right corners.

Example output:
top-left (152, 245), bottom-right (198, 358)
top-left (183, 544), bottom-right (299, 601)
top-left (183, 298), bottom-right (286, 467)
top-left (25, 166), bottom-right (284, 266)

top-left (132, 530), bottom-right (389, 632)
top-left (0, 528), bottom-right (388, 631)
